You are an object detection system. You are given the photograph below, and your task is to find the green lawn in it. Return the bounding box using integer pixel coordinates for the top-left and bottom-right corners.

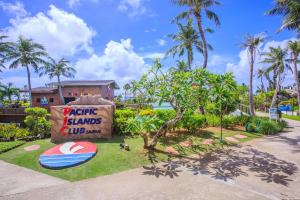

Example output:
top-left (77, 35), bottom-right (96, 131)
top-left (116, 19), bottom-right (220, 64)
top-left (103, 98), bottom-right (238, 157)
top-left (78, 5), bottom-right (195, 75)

top-left (283, 114), bottom-right (300, 121)
top-left (0, 141), bottom-right (26, 153)
top-left (0, 128), bottom-right (262, 182)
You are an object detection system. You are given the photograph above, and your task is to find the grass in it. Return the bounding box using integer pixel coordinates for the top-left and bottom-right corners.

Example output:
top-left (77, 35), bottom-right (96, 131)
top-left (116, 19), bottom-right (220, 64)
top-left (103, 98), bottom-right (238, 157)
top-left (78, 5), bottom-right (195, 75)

top-left (283, 114), bottom-right (300, 121)
top-left (0, 141), bottom-right (26, 153)
top-left (0, 127), bottom-right (262, 181)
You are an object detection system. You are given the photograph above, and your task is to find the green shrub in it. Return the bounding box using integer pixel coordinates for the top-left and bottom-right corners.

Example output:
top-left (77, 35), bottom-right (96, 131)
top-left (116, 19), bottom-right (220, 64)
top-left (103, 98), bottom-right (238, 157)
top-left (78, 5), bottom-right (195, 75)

top-left (0, 141), bottom-right (26, 153)
top-left (206, 114), bottom-right (220, 127)
top-left (222, 115), bottom-right (237, 128)
top-left (235, 115), bottom-right (252, 126)
top-left (139, 109), bottom-right (155, 116)
top-left (245, 122), bottom-right (257, 132)
top-left (154, 109), bottom-right (176, 123)
top-left (24, 107), bottom-right (51, 138)
top-left (114, 109), bottom-right (137, 135)
top-left (258, 120), bottom-right (280, 135)
top-left (182, 113), bottom-right (206, 133)
top-left (0, 124), bottom-right (30, 141)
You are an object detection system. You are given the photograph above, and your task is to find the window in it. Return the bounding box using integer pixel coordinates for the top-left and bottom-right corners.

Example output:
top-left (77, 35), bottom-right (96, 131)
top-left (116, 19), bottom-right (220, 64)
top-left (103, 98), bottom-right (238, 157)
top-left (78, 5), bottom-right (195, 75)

top-left (50, 98), bottom-right (54, 103)
top-left (37, 98), bottom-right (41, 103)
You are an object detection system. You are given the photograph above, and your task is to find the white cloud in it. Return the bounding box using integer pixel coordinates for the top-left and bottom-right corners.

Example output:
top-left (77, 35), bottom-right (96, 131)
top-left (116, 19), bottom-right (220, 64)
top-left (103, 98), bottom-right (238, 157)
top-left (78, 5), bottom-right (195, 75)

top-left (226, 38), bottom-right (296, 88)
top-left (117, 0), bottom-right (151, 18)
top-left (68, 0), bottom-right (81, 8)
top-left (0, 1), bottom-right (28, 18)
top-left (3, 4), bottom-right (95, 58)
top-left (157, 39), bottom-right (166, 47)
top-left (145, 28), bottom-right (156, 33)
top-left (74, 38), bottom-right (149, 87)
top-left (142, 52), bottom-right (164, 59)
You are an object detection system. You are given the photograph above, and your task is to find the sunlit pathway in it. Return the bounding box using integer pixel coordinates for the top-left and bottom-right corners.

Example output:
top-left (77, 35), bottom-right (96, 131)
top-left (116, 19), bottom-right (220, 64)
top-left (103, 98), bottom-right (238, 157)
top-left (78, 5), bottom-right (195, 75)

top-left (1, 118), bottom-right (300, 200)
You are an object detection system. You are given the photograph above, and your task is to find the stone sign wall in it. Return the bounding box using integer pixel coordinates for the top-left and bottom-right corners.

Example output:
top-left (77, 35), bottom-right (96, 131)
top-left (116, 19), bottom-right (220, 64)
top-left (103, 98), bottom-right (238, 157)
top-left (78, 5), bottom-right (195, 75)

top-left (50, 95), bottom-right (114, 143)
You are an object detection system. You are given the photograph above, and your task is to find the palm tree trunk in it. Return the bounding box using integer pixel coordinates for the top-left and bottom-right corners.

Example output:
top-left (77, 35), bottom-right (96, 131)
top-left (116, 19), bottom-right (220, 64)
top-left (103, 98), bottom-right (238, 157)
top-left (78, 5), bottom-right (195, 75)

top-left (195, 11), bottom-right (208, 69)
top-left (271, 72), bottom-right (281, 108)
top-left (25, 65), bottom-right (32, 107)
top-left (260, 77), bottom-right (265, 92)
top-left (249, 50), bottom-right (255, 116)
top-left (187, 49), bottom-right (191, 70)
top-left (292, 55), bottom-right (300, 115)
top-left (57, 76), bottom-right (65, 105)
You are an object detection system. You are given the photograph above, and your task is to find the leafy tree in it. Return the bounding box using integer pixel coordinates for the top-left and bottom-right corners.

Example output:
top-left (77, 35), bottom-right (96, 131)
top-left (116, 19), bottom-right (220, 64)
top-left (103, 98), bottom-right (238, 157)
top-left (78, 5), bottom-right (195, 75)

top-left (287, 40), bottom-right (300, 114)
top-left (172, 0), bottom-right (220, 68)
top-left (261, 46), bottom-right (291, 107)
top-left (166, 18), bottom-right (204, 69)
top-left (39, 58), bottom-right (76, 105)
top-left (267, 0), bottom-right (300, 34)
top-left (257, 68), bottom-right (266, 92)
top-left (172, 60), bottom-right (190, 72)
top-left (241, 34), bottom-right (265, 116)
top-left (0, 82), bottom-right (20, 103)
top-left (0, 31), bottom-right (12, 71)
top-left (123, 83), bottom-right (131, 100)
top-left (5, 36), bottom-right (48, 107)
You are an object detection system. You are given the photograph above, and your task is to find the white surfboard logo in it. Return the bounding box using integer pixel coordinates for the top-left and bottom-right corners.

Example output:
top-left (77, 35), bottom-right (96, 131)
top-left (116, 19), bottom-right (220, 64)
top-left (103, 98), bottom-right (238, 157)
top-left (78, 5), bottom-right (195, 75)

top-left (59, 142), bottom-right (84, 154)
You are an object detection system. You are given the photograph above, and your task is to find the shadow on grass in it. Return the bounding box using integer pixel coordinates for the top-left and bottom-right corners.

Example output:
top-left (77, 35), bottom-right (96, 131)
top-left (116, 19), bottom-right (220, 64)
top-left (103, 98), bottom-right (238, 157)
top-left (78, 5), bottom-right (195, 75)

top-left (142, 147), bottom-right (298, 186)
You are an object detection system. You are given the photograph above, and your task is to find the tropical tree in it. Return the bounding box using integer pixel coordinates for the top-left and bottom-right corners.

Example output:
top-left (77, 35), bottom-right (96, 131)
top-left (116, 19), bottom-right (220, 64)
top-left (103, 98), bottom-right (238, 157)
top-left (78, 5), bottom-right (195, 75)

top-left (257, 68), bottom-right (266, 92)
top-left (123, 83), bottom-right (131, 100)
top-left (5, 36), bottom-right (48, 107)
top-left (241, 34), bottom-right (265, 116)
top-left (0, 82), bottom-right (20, 103)
top-left (287, 40), bottom-right (300, 114)
top-left (172, 0), bottom-right (221, 68)
top-left (266, 0), bottom-right (300, 34)
top-left (0, 31), bottom-right (12, 71)
top-left (39, 58), bottom-right (76, 105)
top-left (261, 46), bottom-right (291, 108)
top-left (166, 18), bottom-right (204, 69)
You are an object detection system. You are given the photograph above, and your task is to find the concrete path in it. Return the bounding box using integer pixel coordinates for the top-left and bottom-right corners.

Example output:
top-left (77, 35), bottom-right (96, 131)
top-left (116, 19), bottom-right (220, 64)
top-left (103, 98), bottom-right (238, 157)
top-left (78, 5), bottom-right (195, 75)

top-left (1, 118), bottom-right (300, 200)
top-left (0, 161), bottom-right (67, 196)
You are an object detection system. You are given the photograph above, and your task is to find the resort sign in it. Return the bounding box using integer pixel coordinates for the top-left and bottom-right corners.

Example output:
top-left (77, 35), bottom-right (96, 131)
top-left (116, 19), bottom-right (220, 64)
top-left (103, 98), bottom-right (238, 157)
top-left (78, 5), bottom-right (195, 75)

top-left (50, 95), bottom-right (115, 143)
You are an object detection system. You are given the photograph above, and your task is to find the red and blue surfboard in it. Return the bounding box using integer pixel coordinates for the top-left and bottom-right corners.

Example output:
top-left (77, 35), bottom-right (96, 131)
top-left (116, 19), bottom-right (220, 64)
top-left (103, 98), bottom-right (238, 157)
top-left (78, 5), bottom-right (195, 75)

top-left (39, 141), bottom-right (97, 169)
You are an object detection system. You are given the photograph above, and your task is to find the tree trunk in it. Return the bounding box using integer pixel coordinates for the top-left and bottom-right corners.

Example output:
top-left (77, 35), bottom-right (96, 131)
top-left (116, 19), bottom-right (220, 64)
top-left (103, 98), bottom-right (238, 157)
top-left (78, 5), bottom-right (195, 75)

top-left (249, 50), bottom-right (255, 116)
top-left (271, 72), bottom-right (281, 108)
top-left (147, 112), bottom-right (183, 149)
top-left (260, 77), bottom-right (265, 92)
top-left (141, 133), bottom-right (149, 149)
top-left (25, 65), bottom-right (32, 107)
top-left (57, 76), bottom-right (65, 105)
top-left (187, 49), bottom-right (191, 70)
top-left (195, 11), bottom-right (208, 69)
top-left (292, 54), bottom-right (300, 115)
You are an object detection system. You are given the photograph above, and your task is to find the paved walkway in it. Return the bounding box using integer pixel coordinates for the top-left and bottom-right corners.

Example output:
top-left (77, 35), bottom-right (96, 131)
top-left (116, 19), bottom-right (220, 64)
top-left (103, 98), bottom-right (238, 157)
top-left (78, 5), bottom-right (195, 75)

top-left (1, 118), bottom-right (300, 200)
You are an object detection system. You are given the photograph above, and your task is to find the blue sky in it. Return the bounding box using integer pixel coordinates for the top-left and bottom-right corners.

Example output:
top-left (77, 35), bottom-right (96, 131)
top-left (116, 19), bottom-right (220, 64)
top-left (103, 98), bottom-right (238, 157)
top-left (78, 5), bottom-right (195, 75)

top-left (0, 0), bottom-right (296, 92)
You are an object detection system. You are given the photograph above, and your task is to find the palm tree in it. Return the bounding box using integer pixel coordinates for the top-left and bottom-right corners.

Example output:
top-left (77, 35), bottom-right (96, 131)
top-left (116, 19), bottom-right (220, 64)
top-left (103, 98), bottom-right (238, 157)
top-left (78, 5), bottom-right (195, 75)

top-left (287, 40), bottom-right (300, 114)
top-left (0, 82), bottom-right (20, 103)
top-left (266, 0), bottom-right (300, 34)
top-left (39, 58), bottom-right (76, 105)
top-left (123, 83), bottom-right (131, 100)
top-left (0, 31), bottom-right (12, 71)
top-left (257, 68), bottom-right (266, 92)
top-left (261, 46), bottom-right (291, 108)
top-left (241, 34), bottom-right (265, 116)
top-left (166, 18), bottom-right (205, 70)
top-left (5, 36), bottom-right (48, 107)
top-left (172, 0), bottom-right (220, 69)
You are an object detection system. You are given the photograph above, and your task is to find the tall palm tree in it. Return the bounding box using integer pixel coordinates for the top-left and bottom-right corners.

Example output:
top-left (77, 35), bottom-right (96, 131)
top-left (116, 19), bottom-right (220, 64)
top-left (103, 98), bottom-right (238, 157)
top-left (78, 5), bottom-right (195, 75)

top-left (5, 36), bottom-right (48, 107)
top-left (261, 46), bottom-right (291, 108)
top-left (172, 0), bottom-right (220, 68)
top-left (257, 68), bottom-right (266, 92)
top-left (287, 40), bottom-right (300, 114)
top-left (0, 82), bottom-right (20, 103)
top-left (0, 31), bottom-right (12, 71)
top-left (39, 58), bottom-right (76, 105)
top-left (266, 0), bottom-right (300, 34)
top-left (166, 18), bottom-right (205, 70)
top-left (241, 34), bottom-right (265, 116)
